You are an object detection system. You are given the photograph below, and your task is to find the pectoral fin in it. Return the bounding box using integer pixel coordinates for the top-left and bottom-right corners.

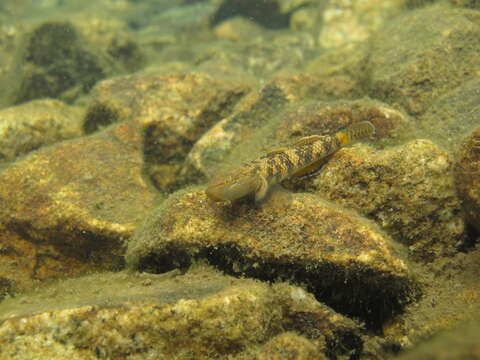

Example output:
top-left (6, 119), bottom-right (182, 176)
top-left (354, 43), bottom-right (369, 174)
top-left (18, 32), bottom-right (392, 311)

top-left (291, 155), bottom-right (332, 179)
top-left (254, 175), bottom-right (269, 202)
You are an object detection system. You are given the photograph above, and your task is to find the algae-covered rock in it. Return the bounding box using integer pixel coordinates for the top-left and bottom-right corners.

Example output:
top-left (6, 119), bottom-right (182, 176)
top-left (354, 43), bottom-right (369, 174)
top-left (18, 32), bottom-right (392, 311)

top-left (211, 0), bottom-right (290, 29)
top-left (319, 0), bottom-right (404, 48)
top-left (0, 123), bottom-right (157, 294)
top-left (455, 127), bottom-right (480, 232)
top-left (180, 81), bottom-right (290, 182)
top-left (384, 247), bottom-right (480, 350)
top-left (273, 99), bottom-right (409, 143)
top-left (182, 97), bottom-right (409, 184)
top-left (255, 332), bottom-right (326, 360)
top-left (396, 320), bottom-right (480, 360)
top-left (366, 6), bottom-right (480, 115)
top-left (0, 267), bottom-right (363, 360)
top-left (84, 71), bottom-right (251, 191)
top-left (7, 21), bottom-right (118, 105)
top-left (313, 139), bottom-right (465, 261)
top-left (450, 0), bottom-right (480, 8)
top-left (127, 189), bottom-right (418, 326)
top-left (418, 78), bottom-right (480, 151)
top-left (0, 99), bottom-right (83, 162)
top-left (213, 16), bottom-right (265, 41)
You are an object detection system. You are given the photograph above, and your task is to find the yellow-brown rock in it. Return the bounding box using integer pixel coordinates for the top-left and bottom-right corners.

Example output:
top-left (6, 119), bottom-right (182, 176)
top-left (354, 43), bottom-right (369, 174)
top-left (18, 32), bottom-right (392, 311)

top-left (0, 123), bottom-right (157, 295)
top-left (182, 97), bottom-right (407, 183)
top-left (127, 189), bottom-right (418, 326)
top-left (0, 267), bottom-right (362, 360)
top-left (274, 99), bottom-right (409, 143)
top-left (319, 0), bottom-right (403, 48)
top-left (255, 332), bottom-right (325, 360)
top-left (0, 99), bottom-right (83, 162)
top-left (313, 139), bottom-right (465, 261)
top-left (84, 71), bottom-right (252, 191)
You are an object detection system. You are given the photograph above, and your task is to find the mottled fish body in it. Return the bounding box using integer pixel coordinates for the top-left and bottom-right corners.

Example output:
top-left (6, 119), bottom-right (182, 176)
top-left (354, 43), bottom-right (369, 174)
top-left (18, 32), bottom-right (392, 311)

top-left (206, 121), bottom-right (375, 202)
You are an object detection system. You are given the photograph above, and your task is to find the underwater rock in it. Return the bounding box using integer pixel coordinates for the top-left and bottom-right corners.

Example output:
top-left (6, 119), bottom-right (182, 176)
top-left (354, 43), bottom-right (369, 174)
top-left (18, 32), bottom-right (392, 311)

top-left (0, 24), bottom-right (19, 109)
top-left (0, 13), bottom-right (144, 108)
top-left (319, 0), bottom-right (403, 48)
top-left (254, 332), bottom-right (325, 360)
top-left (455, 127), bottom-right (480, 232)
top-left (71, 13), bottom-right (145, 74)
top-left (181, 86), bottom-right (381, 183)
top-left (366, 6), bottom-right (480, 115)
top-left (0, 99), bottom-right (83, 163)
top-left (450, 0), bottom-right (480, 8)
top-left (0, 123), bottom-right (157, 294)
top-left (126, 189), bottom-right (418, 327)
top-left (396, 320), bottom-right (480, 360)
top-left (313, 139), bottom-right (464, 261)
top-left (213, 16), bottom-right (264, 41)
top-left (274, 99), bottom-right (409, 143)
top-left (306, 41), bottom-right (369, 80)
top-left (383, 247), bottom-right (480, 349)
top-left (6, 21), bottom-right (118, 105)
top-left (211, 0), bottom-right (290, 29)
top-left (180, 81), bottom-right (290, 182)
top-left (84, 71), bottom-right (251, 191)
top-left (0, 268), bottom-right (362, 359)
top-left (418, 78), bottom-right (480, 152)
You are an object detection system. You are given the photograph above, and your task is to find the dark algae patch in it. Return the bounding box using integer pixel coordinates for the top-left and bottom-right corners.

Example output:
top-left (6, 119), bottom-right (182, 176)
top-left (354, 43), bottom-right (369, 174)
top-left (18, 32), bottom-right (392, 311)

top-left (10, 22), bottom-right (116, 105)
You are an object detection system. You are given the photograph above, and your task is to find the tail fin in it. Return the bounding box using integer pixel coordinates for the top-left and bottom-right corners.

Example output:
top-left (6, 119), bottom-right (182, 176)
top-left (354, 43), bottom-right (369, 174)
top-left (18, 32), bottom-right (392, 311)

top-left (335, 121), bottom-right (376, 146)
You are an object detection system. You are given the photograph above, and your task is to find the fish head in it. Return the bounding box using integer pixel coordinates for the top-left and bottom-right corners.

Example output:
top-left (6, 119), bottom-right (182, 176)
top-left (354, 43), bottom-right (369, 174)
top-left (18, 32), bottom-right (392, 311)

top-left (206, 174), bottom-right (258, 202)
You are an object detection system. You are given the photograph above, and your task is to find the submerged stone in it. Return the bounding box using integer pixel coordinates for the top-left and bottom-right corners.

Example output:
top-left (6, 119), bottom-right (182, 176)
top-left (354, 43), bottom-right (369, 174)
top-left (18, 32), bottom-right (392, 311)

top-left (84, 71), bottom-right (251, 191)
top-left (418, 78), bottom-right (480, 151)
top-left (7, 21), bottom-right (118, 105)
top-left (366, 7), bottom-right (480, 115)
top-left (0, 268), bottom-right (362, 359)
top-left (127, 189), bottom-right (418, 327)
top-left (0, 123), bottom-right (157, 294)
top-left (0, 99), bottom-right (83, 163)
top-left (312, 139), bottom-right (465, 261)
top-left (254, 332), bottom-right (326, 360)
top-left (455, 127), bottom-right (480, 232)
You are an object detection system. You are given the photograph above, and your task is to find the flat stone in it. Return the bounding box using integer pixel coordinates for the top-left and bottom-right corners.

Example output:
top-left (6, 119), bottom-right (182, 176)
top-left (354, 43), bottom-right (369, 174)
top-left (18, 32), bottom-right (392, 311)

top-left (0, 268), bottom-right (362, 359)
top-left (126, 190), bottom-right (418, 326)
top-left (383, 248), bottom-right (480, 349)
top-left (180, 81), bottom-right (290, 182)
top-left (0, 123), bottom-right (157, 294)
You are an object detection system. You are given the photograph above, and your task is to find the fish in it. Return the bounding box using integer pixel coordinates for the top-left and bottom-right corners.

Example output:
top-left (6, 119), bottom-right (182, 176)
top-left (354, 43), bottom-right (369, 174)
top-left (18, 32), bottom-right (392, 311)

top-left (206, 121), bottom-right (376, 202)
